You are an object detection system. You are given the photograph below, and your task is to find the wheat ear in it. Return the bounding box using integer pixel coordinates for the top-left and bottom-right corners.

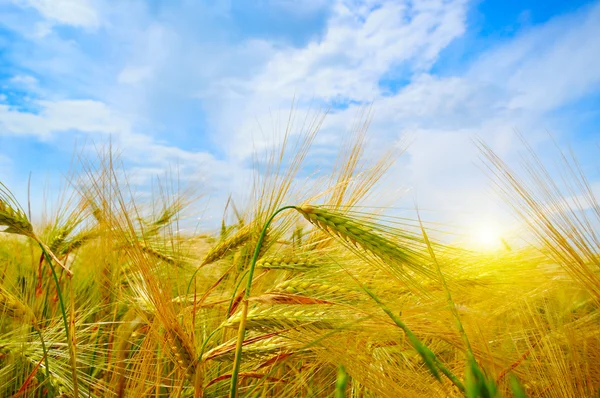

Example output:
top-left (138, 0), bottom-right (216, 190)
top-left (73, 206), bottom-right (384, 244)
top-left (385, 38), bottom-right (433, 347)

top-left (201, 225), bottom-right (253, 266)
top-left (296, 205), bottom-right (437, 281)
top-left (0, 286), bottom-right (53, 382)
top-left (0, 287), bottom-right (36, 324)
top-left (1, 182), bottom-right (78, 395)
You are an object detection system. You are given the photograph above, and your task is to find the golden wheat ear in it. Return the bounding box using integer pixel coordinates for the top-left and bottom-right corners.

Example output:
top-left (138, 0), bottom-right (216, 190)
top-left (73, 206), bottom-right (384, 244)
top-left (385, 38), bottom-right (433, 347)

top-left (200, 224), bottom-right (254, 266)
top-left (0, 182), bottom-right (74, 276)
top-left (0, 286), bottom-right (36, 325)
top-left (0, 182), bottom-right (34, 237)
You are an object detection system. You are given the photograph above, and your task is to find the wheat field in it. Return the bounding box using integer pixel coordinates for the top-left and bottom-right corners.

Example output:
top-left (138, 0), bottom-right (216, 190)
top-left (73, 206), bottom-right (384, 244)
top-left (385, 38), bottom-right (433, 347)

top-left (0, 121), bottom-right (599, 398)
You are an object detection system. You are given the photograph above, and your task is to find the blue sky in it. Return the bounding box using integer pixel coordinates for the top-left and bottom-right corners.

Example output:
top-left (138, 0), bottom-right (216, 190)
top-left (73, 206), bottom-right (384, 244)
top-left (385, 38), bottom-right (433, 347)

top-left (0, 0), bottom-right (599, 234)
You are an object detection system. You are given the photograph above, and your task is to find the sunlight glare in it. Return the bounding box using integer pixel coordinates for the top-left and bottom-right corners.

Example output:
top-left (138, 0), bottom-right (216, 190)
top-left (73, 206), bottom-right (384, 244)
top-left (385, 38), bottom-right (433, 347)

top-left (468, 220), bottom-right (505, 251)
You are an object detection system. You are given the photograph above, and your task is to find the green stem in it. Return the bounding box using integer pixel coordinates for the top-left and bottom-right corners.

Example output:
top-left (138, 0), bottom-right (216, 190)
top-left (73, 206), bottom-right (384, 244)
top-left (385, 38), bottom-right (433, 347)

top-left (227, 269), bottom-right (250, 316)
top-left (335, 365), bottom-right (348, 398)
top-left (38, 243), bottom-right (79, 397)
top-left (186, 267), bottom-right (202, 299)
top-left (418, 216), bottom-right (474, 358)
top-left (33, 326), bottom-right (51, 381)
top-left (361, 284), bottom-right (465, 392)
top-left (199, 327), bottom-right (222, 361)
top-left (229, 206), bottom-right (297, 398)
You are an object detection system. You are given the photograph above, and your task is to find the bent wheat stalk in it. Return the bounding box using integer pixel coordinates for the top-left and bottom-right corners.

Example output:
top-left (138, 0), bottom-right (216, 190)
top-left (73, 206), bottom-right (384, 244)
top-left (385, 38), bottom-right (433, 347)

top-left (230, 204), bottom-right (451, 397)
top-left (229, 206), bottom-right (296, 397)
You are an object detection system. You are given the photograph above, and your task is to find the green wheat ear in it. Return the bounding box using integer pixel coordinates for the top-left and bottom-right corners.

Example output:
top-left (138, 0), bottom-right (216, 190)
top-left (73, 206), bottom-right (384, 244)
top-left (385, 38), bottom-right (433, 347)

top-left (296, 205), bottom-right (437, 281)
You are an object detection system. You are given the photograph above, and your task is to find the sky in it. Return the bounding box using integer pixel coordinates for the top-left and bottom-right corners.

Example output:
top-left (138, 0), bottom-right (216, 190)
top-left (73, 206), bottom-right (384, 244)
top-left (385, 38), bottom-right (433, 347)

top-left (0, 0), bottom-right (599, 242)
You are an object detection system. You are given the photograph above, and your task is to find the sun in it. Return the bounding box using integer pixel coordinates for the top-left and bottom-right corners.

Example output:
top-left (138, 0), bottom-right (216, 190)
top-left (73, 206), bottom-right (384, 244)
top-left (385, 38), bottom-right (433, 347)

top-left (468, 220), bottom-right (506, 252)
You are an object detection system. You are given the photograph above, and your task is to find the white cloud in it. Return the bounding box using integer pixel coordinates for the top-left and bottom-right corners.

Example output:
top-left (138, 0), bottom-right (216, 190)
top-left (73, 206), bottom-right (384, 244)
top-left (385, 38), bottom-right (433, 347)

top-left (0, 98), bottom-right (249, 209)
top-left (117, 66), bottom-right (153, 85)
top-left (248, 0), bottom-right (467, 100)
top-left (188, 0), bottom-right (600, 233)
top-left (33, 21), bottom-right (53, 37)
top-left (10, 74), bottom-right (38, 88)
top-left (0, 100), bottom-right (130, 138)
top-left (14, 0), bottom-right (100, 28)
top-left (197, 0), bottom-right (469, 160)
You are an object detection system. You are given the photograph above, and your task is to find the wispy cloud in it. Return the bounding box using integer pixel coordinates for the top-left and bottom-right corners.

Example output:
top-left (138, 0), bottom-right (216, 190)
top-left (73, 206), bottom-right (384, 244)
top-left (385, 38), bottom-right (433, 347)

top-left (470, 1), bottom-right (600, 113)
top-left (13, 0), bottom-right (101, 28)
top-left (0, 100), bottom-right (129, 139)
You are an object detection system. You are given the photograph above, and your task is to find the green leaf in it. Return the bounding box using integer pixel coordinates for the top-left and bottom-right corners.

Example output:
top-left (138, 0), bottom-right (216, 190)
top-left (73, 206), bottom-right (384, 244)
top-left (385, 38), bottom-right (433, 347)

top-left (509, 374), bottom-right (527, 398)
top-left (335, 364), bottom-right (348, 398)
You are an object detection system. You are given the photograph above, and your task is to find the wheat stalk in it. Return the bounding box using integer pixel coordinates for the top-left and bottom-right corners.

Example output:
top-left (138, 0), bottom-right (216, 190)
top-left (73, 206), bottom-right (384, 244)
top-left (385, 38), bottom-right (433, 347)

top-left (230, 204), bottom-right (422, 396)
top-left (0, 288), bottom-right (55, 387)
top-left (1, 182), bottom-right (78, 395)
top-left (230, 204), bottom-right (445, 396)
top-left (0, 343), bottom-right (69, 396)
